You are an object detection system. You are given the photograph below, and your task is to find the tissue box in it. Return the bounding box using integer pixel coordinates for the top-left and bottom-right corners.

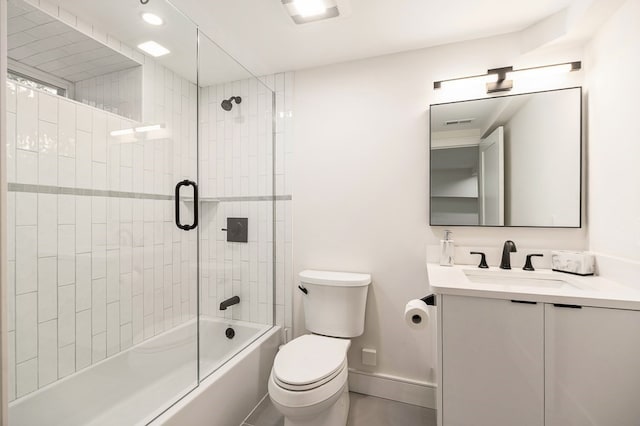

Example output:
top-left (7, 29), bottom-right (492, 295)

top-left (551, 251), bottom-right (595, 276)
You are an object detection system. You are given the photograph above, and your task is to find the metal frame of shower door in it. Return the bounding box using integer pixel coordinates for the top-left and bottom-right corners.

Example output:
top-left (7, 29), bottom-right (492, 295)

top-left (271, 89), bottom-right (277, 328)
top-left (0, 0), bottom-right (9, 424)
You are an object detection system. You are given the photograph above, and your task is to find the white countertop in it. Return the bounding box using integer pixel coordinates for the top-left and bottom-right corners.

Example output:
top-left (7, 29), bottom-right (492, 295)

top-left (428, 263), bottom-right (640, 310)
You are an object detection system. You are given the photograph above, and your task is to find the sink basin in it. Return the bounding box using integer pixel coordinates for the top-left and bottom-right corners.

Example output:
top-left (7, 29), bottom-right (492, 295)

top-left (463, 270), bottom-right (578, 289)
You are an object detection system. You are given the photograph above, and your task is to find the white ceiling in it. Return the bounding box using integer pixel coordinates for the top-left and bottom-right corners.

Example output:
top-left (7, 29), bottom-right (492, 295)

top-left (54, 0), bottom-right (262, 87)
top-left (170, 0), bottom-right (578, 75)
top-left (51, 0), bottom-right (625, 83)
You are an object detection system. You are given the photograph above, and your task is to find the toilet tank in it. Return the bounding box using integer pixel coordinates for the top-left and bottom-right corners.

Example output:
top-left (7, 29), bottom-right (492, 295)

top-left (299, 270), bottom-right (371, 338)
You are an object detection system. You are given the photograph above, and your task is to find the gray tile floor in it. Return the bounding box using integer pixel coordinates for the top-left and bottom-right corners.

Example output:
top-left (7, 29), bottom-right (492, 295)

top-left (243, 392), bottom-right (437, 426)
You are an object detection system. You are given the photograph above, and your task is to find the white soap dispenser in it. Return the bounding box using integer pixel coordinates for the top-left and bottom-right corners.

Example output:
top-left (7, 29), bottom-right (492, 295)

top-left (440, 230), bottom-right (455, 266)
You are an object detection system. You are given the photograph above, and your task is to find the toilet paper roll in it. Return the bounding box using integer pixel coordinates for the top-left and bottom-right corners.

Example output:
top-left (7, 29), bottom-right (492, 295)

top-left (404, 299), bottom-right (430, 330)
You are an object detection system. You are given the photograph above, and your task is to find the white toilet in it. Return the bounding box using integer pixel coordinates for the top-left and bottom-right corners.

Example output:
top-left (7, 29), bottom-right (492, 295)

top-left (268, 270), bottom-right (371, 426)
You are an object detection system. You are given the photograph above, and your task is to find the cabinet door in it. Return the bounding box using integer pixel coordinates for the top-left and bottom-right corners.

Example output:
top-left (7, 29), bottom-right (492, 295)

top-left (545, 304), bottom-right (640, 426)
top-left (441, 295), bottom-right (544, 426)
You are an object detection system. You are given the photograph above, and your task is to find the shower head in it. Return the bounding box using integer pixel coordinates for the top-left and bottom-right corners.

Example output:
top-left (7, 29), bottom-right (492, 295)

top-left (221, 96), bottom-right (242, 111)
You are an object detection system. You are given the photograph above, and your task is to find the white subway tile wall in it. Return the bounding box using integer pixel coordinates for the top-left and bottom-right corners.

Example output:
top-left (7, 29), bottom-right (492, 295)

top-left (198, 72), bottom-right (293, 331)
top-left (6, 0), bottom-right (293, 404)
top-left (6, 62), bottom-right (198, 400)
top-left (74, 67), bottom-right (142, 121)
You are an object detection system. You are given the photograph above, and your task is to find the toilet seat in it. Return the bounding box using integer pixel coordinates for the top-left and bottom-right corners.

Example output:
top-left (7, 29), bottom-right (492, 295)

top-left (273, 335), bottom-right (350, 390)
top-left (271, 334), bottom-right (350, 395)
top-left (274, 358), bottom-right (347, 391)
top-left (269, 361), bottom-right (349, 410)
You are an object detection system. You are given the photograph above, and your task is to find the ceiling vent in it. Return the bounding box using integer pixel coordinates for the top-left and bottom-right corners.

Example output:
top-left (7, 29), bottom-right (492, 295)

top-left (445, 118), bottom-right (475, 125)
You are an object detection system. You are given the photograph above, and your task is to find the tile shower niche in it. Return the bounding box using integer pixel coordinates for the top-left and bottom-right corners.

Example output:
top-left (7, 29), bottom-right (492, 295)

top-left (7, 0), bottom-right (142, 121)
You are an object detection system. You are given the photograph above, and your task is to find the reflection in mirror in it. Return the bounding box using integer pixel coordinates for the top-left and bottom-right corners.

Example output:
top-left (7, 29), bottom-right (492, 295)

top-left (430, 87), bottom-right (581, 227)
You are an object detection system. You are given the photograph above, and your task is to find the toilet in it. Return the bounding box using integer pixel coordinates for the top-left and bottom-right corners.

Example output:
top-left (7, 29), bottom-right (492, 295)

top-left (268, 270), bottom-right (371, 426)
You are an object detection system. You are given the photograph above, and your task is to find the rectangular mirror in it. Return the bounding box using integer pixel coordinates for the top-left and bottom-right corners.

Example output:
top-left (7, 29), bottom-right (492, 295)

top-left (429, 87), bottom-right (582, 227)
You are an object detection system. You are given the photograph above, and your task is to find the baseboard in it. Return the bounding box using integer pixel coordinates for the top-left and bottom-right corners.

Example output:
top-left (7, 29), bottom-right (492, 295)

top-left (348, 369), bottom-right (437, 409)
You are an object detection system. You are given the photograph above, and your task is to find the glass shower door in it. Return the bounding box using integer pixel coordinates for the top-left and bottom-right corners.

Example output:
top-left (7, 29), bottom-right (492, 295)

top-left (5, 0), bottom-right (199, 424)
top-left (197, 32), bottom-right (276, 381)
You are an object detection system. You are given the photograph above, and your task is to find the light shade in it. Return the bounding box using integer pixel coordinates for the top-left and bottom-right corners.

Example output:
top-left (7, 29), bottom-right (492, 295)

top-left (434, 61), bottom-right (582, 93)
top-left (141, 12), bottom-right (164, 26)
top-left (507, 63), bottom-right (577, 80)
top-left (137, 41), bottom-right (170, 57)
top-left (436, 73), bottom-right (498, 90)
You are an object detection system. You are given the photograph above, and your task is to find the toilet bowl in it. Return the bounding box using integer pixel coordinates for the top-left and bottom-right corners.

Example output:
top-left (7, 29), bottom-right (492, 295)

top-left (268, 335), bottom-right (350, 426)
top-left (268, 270), bottom-right (371, 426)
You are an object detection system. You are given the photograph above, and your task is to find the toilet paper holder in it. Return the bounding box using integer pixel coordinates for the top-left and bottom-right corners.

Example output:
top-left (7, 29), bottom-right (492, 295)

top-left (420, 294), bottom-right (437, 306)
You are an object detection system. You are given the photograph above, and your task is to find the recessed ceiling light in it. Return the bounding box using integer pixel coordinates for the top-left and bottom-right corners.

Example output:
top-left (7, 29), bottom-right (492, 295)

top-left (137, 41), bottom-right (170, 57)
top-left (282, 0), bottom-right (339, 24)
top-left (293, 0), bottom-right (326, 17)
top-left (141, 12), bottom-right (163, 26)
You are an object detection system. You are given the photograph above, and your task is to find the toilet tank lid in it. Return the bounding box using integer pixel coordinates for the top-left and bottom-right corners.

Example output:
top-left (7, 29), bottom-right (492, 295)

top-left (299, 270), bottom-right (371, 287)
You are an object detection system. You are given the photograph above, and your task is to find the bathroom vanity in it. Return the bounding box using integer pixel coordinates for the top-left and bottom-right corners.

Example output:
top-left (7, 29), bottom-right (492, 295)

top-left (428, 264), bottom-right (640, 426)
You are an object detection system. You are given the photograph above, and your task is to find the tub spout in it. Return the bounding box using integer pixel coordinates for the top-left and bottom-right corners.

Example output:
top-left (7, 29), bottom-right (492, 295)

top-left (220, 296), bottom-right (240, 311)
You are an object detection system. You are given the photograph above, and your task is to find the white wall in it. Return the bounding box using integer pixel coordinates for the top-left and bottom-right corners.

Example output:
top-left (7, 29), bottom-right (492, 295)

top-left (586, 0), bottom-right (640, 262)
top-left (504, 89), bottom-right (581, 226)
top-left (293, 32), bottom-right (587, 386)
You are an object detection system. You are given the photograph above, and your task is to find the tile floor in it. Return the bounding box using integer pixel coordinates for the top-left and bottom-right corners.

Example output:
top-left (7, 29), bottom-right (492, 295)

top-left (243, 392), bottom-right (437, 426)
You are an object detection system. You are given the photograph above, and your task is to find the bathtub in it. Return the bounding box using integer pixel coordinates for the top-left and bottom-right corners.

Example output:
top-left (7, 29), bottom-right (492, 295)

top-left (8, 317), bottom-right (281, 426)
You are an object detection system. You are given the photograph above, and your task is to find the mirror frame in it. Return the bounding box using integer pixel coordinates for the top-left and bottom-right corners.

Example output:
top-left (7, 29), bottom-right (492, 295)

top-left (428, 87), bottom-right (583, 228)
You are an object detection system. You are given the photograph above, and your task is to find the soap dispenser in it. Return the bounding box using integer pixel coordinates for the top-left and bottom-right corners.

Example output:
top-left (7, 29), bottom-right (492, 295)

top-left (440, 230), bottom-right (455, 266)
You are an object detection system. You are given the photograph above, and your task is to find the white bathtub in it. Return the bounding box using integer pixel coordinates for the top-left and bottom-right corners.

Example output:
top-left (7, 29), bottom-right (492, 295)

top-left (8, 318), bottom-right (280, 426)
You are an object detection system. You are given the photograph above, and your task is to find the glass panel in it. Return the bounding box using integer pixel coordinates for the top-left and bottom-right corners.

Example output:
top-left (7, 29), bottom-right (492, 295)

top-left (197, 31), bottom-right (275, 381)
top-left (5, 0), bottom-right (199, 423)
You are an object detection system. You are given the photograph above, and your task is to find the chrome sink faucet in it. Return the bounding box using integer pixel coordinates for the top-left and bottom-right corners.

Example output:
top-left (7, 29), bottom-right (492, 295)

top-left (500, 240), bottom-right (517, 269)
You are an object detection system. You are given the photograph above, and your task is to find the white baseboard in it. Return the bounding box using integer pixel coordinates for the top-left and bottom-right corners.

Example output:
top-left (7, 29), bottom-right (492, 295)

top-left (348, 369), bottom-right (437, 409)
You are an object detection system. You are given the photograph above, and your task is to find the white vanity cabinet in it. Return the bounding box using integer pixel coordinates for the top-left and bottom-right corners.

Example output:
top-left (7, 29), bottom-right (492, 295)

top-left (439, 295), bottom-right (640, 426)
top-left (545, 304), bottom-right (640, 426)
top-left (440, 295), bottom-right (544, 426)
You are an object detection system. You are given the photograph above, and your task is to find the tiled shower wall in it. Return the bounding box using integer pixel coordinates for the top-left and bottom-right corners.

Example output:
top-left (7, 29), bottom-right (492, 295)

top-left (6, 0), bottom-right (291, 404)
top-left (198, 72), bottom-right (293, 331)
top-left (5, 68), bottom-right (197, 401)
top-left (75, 66), bottom-right (143, 121)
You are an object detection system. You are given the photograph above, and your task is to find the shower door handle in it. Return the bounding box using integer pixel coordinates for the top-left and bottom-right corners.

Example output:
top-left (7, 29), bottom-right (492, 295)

top-left (175, 180), bottom-right (198, 231)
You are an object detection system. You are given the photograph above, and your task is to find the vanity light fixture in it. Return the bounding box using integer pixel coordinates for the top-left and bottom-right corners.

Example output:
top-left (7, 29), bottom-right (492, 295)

top-left (141, 12), bottom-right (164, 26)
top-left (433, 61), bottom-right (581, 94)
top-left (137, 41), bottom-right (170, 57)
top-left (281, 0), bottom-right (340, 24)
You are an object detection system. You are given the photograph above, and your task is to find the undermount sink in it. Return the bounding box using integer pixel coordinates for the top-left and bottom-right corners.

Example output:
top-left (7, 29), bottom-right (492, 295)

top-left (463, 270), bottom-right (578, 290)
